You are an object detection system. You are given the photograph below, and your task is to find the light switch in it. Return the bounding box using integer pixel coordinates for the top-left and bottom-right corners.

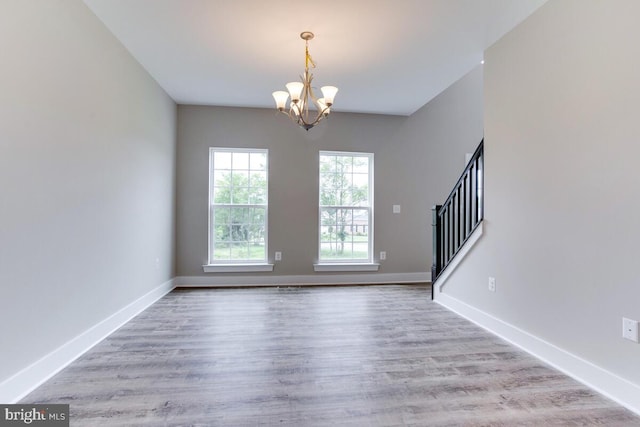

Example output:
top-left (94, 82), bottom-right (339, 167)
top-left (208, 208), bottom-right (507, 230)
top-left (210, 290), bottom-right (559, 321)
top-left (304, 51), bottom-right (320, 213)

top-left (393, 205), bottom-right (401, 214)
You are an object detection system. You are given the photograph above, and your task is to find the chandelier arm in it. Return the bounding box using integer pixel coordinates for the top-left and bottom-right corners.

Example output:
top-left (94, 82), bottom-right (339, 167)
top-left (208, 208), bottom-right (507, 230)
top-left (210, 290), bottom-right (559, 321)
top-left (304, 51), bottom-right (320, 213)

top-left (296, 110), bottom-right (324, 127)
top-left (318, 105), bottom-right (330, 117)
top-left (302, 80), bottom-right (310, 118)
top-left (300, 82), bottom-right (324, 127)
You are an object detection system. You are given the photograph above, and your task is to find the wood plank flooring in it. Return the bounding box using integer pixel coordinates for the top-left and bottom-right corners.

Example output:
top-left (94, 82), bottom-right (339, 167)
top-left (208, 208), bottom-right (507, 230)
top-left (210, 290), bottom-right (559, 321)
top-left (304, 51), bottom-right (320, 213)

top-left (22, 285), bottom-right (640, 426)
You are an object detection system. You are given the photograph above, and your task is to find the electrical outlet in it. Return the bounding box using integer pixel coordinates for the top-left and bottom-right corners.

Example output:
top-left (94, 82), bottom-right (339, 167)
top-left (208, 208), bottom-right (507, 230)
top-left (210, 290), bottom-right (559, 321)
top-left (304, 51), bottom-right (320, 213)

top-left (622, 318), bottom-right (639, 342)
top-left (275, 251), bottom-right (282, 261)
top-left (380, 251), bottom-right (386, 261)
top-left (488, 277), bottom-right (496, 292)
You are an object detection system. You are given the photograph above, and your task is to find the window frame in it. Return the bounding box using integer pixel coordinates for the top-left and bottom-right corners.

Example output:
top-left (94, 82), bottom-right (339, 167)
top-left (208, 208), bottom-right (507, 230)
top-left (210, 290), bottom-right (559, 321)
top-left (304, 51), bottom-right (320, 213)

top-left (317, 150), bottom-right (374, 265)
top-left (207, 147), bottom-right (269, 266)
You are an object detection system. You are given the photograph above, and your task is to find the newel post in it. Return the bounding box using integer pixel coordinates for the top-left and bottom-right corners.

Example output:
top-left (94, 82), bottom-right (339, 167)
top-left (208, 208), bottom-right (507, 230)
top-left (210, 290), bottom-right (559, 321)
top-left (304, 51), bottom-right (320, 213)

top-left (431, 205), bottom-right (442, 299)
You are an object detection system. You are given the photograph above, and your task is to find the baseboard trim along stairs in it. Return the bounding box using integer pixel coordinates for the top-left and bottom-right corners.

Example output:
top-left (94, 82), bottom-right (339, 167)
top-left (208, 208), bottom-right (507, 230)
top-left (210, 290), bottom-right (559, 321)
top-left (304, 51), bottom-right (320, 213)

top-left (435, 292), bottom-right (640, 416)
top-left (433, 221), bottom-right (483, 293)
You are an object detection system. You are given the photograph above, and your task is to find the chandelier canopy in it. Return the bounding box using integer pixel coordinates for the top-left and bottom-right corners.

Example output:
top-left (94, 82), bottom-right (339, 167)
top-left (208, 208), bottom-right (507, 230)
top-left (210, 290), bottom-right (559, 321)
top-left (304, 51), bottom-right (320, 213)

top-left (272, 32), bottom-right (338, 131)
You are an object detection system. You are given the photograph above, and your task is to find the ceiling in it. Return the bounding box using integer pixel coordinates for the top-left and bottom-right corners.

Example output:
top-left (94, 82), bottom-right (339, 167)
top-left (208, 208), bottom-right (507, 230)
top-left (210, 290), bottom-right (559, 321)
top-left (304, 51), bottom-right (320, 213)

top-left (83, 0), bottom-right (547, 116)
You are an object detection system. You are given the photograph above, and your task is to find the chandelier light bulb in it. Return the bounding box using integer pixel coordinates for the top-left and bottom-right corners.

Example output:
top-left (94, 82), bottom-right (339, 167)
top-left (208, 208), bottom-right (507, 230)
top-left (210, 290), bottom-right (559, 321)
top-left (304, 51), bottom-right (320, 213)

top-left (286, 82), bottom-right (304, 103)
top-left (320, 86), bottom-right (338, 106)
top-left (272, 91), bottom-right (289, 111)
top-left (317, 98), bottom-right (330, 116)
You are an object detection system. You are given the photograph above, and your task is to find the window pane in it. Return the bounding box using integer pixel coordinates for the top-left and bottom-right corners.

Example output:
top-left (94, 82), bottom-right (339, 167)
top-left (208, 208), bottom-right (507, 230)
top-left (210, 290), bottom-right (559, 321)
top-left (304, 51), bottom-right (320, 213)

top-left (213, 243), bottom-right (230, 260)
top-left (321, 208), bottom-right (336, 226)
top-left (352, 208), bottom-right (369, 260)
top-left (249, 188), bottom-right (267, 205)
top-left (321, 156), bottom-right (333, 171)
top-left (320, 187), bottom-right (333, 206)
top-left (230, 206), bottom-right (246, 224)
top-left (233, 152), bottom-right (249, 170)
top-left (249, 171), bottom-right (267, 204)
top-left (247, 208), bottom-right (265, 241)
top-left (353, 182), bottom-right (368, 206)
top-left (230, 173), bottom-right (249, 204)
top-left (342, 174), bottom-right (354, 206)
top-left (230, 242), bottom-right (248, 260)
top-left (249, 207), bottom-right (266, 225)
top-left (213, 207), bottom-right (230, 224)
top-left (214, 224), bottom-right (229, 241)
top-left (247, 242), bottom-right (265, 260)
top-left (213, 186), bottom-right (231, 204)
top-left (336, 208), bottom-right (351, 228)
top-left (338, 156), bottom-right (353, 173)
top-left (250, 171), bottom-right (266, 189)
top-left (214, 152), bottom-right (232, 170)
top-left (353, 157), bottom-right (368, 173)
top-left (250, 152), bottom-right (267, 170)
top-left (213, 170), bottom-right (229, 187)
top-left (232, 170), bottom-right (249, 187)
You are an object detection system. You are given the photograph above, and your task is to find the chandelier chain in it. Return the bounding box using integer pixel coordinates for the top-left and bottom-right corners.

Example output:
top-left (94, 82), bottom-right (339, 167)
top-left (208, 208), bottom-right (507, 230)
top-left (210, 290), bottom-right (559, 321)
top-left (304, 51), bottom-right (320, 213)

top-left (305, 41), bottom-right (316, 70)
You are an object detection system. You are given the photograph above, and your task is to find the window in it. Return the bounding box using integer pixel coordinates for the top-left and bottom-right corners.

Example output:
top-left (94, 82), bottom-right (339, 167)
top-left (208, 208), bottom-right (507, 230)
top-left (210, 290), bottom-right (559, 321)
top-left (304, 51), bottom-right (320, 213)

top-left (319, 151), bottom-right (373, 263)
top-left (209, 148), bottom-right (268, 264)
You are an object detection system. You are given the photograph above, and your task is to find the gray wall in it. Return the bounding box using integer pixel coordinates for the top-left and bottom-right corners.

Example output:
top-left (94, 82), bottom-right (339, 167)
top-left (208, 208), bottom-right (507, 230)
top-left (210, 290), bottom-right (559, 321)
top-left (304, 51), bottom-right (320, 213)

top-left (0, 1), bottom-right (176, 384)
top-left (440, 0), bottom-right (640, 385)
top-left (176, 66), bottom-right (483, 277)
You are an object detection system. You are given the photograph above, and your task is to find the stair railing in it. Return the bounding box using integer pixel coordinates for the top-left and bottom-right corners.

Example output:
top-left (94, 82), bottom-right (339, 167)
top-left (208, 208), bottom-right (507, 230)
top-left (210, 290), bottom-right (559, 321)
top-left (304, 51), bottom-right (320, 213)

top-left (432, 140), bottom-right (484, 297)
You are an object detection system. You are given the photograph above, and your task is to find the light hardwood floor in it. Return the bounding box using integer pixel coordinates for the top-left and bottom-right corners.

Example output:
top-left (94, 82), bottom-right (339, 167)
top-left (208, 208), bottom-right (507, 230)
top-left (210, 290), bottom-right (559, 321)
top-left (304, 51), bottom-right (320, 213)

top-left (22, 285), bottom-right (640, 426)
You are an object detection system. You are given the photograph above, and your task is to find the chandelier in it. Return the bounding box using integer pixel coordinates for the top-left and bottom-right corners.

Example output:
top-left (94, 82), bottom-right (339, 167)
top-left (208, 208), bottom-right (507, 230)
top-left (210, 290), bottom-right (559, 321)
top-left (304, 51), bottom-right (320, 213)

top-left (272, 31), bottom-right (338, 131)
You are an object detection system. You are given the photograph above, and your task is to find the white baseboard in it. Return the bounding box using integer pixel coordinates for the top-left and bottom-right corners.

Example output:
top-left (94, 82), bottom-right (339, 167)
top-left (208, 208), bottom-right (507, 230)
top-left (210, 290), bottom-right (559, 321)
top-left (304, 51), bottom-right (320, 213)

top-left (435, 221), bottom-right (483, 292)
top-left (0, 279), bottom-right (176, 404)
top-left (175, 272), bottom-right (430, 287)
top-left (435, 292), bottom-right (640, 416)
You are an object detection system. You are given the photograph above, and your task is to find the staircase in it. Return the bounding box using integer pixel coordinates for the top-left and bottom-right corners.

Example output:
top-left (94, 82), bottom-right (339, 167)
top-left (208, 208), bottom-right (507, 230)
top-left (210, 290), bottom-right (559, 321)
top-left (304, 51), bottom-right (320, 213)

top-left (431, 140), bottom-right (484, 298)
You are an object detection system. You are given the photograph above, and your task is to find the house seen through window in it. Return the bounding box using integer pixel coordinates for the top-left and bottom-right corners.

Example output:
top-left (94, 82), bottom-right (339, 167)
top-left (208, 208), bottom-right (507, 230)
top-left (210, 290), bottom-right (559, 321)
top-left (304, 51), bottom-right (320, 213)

top-left (209, 148), bottom-right (268, 263)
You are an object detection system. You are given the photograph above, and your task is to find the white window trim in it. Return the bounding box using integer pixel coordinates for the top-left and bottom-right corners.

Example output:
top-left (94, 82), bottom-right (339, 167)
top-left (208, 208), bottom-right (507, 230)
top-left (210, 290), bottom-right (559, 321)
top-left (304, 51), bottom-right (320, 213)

top-left (317, 150), bottom-right (374, 265)
top-left (208, 147), bottom-right (269, 267)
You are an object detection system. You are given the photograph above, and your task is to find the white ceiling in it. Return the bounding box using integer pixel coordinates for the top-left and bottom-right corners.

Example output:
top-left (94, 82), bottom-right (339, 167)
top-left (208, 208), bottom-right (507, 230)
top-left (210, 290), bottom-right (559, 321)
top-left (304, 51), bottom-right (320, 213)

top-left (83, 0), bottom-right (547, 116)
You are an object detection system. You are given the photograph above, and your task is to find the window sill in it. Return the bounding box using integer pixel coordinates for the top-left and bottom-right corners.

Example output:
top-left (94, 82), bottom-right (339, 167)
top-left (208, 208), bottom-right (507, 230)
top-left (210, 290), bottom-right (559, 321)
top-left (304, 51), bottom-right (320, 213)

top-left (203, 264), bottom-right (274, 273)
top-left (313, 263), bottom-right (380, 272)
